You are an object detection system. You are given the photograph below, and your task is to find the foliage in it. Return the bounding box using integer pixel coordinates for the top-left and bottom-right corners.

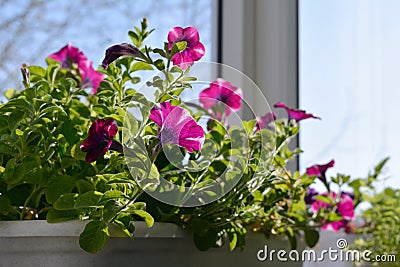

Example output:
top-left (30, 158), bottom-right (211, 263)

top-left (347, 159), bottom-right (399, 267)
top-left (0, 18), bottom-right (326, 253)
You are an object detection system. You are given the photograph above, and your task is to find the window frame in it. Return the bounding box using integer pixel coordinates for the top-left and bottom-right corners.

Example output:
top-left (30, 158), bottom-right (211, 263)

top-left (219, 0), bottom-right (299, 169)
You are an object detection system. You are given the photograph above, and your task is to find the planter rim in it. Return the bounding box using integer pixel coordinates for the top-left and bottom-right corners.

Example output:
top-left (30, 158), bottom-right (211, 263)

top-left (0, 220), bottom-right (186, 238)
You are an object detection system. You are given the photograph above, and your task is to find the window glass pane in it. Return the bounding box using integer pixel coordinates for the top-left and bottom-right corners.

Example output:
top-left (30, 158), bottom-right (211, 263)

top-left (0, 0), bottom-right (215, 93)
top-left (299, 0), bottom-right (399, 188)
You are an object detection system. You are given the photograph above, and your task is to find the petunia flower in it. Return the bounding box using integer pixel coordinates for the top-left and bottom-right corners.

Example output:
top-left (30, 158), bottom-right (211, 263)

top-left (199, 78), bottom-right (242, 117)
top-left (48, 43), bottom-right (86, 69)
top-left (80, 118), bottom-right (118, 163)
top-left (78, 60), bottom-right (104, 94)
top-left (101, 43), bottom-right (141, 69)
top-left (304, 188), bottom-right (319, 205)
top-left (306, 159), bottom-right (335, 189)
top-left (311, 192), bottom-right (355, 232)
top-left (274, 102), bottom-right (320, 122)
top-left (168, 27), bottom-right (205, 69)
top-left (255, 112), bottom-right (276, 131)
top-left (150, 102), bottom-right (205, 153)
top-left (49, 43), bottom-right (104, 94)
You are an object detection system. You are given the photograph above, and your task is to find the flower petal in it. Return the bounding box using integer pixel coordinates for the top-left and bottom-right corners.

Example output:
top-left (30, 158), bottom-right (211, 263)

top-left (256, 112), bottom-right (276, 131)
top-left (48, 43), bottom-right (87, 69)
top-left (171, 51), bottom-right (194, 70)
top-left (150, 102), bottom-right (204, 152)
top-left (80, 118), bottom-right (118, 162)
top-left (182, 27), bottom-right (200, 45)
top-left (187, 42), bottom-right (205, 61)
top-left (306, 160), bottom-right (335, 177)
top-left (102, 43), bottom-right (140, 69)
top-left (78, 60), bottom-right (104, 94)
top-left (274, 101), bottom-right (320, 122)
top-left (168, 27), bottom-right (184, 43)
top-left (199, 78), bottom-right (242, 116)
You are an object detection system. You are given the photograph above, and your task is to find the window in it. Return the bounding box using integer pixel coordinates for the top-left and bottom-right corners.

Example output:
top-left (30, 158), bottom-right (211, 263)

top-left (299, 0), bottom-right (398, 188)
top-left (0, 0), bottom-right (216, 94)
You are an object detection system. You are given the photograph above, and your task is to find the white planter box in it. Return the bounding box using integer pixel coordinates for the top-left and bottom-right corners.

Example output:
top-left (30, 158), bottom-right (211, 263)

top-left (0, 220), bottom-right (304, 267)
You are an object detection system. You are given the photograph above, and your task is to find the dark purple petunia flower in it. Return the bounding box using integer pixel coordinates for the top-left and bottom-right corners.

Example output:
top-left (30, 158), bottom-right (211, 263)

top-left (274, 102), bottom-right (320, 122)
top-left (304, 188), bottom-right (319, 205)
top-left (168, 27), bottom-right (205, 70)
top-left (306, 159), bottom-right (335, 188)
top-left (255, 112), bottom-right (276, 131)
top-left (48, 43), bottom-right (104, 94)
top-left (80, 119), bottom-right (118, 163)
top-left (150, 102), bottom-right (205, 153)
top-left (341, 191), bottom-right (355, 200)
top-left (101, 43), bottom-right (141, 69)
top-left (199, 78), bottom-right (242, 117)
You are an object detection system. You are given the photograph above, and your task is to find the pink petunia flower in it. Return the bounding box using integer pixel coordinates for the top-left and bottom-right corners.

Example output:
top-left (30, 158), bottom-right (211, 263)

top-left (80, 119), bottom-right (118, 163)
top-left (49, 43), bottom-right (104, 94)
top-left (306, 159), bottom-right (335, 188)
top-left (79, 60), bottom-right (104, 94)
top-left (199, 78), bottom-right (242, 117)
top-left (150, 102), bottom-right (205, 153)
top-left (255, 112), bottom-right (276, 131)
top-left (48, 43), bottom-right (86, 69)
top-left (274, 102), bottom-right (320, 122)
top-left (311, 192), bottom-right (355, 232)
top-left (168, 27), bottom-right (205, 69)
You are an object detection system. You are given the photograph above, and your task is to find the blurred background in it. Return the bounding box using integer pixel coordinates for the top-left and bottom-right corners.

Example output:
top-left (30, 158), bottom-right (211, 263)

top-left (1, 0), bottom-right (398, 189)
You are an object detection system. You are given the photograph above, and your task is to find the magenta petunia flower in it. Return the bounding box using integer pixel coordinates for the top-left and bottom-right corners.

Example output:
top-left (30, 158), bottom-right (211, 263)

top-left (150, 102), bottom-right (205, 153)
top-left (274, 102), bottom-right (320, 121)
top-left (199, 78), bottom-right (242, 117)
top-left (48, 43), bottom-right (86, 69)
top-left (306, 159), bottom-right (335, 188)
top-left (78, 60), bottom-right (104, 94)
top-left (49, 43), bottom-right (104, 94)
top-left (80, 118), bottom-right (118, 163)
top-left (255, 112), bottom-right (276, 131)
top-left (311, 192), bottom-right (355, 231)
top-left (168, 27), bottom-right (205, 69)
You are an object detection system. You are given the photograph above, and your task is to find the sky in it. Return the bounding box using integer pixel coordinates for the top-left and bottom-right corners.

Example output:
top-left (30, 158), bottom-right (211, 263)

top-left (299, 0), bottom-right (400, 190)
top-left (0, 0), bottom-right (214, 93)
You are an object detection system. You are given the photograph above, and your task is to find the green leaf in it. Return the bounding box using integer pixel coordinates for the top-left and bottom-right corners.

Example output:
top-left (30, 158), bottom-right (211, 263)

top-left (130, 210), bottom-right (154, 228)
top-left (4, 88), bottom-right (16, 100)
top-left (103, 200), bottom-right (121, 222)
top-left (171, 41), bottom-right (187, 55)
top-left (28, 65), bottom-right (45, 76)
top-left (79, 220), bottom-right (109, 253)
top-left (46, 208), bottom-right (80, 223)
top-left (53, 193), bottom-right (79, 210)
top-left (101, 190), bottom-right (127, 203)
top-left (130, 62), bottom-right (153, 72)
top-left (110, 219), bottom-right (132, 238)
top-left (70, 144), bottom-right (86, 161)
top-left (74, 191), bottom-right (103, 209)
top-left (304, 229), bottom-right (319, 248)
top-left (45, 175), bottom-right (76, 204)
top-left (314, 195), bottom-right (332, 205)
top-left (228, 231), bottom-right (238, 251)
top-left (76, 180), bottom-right (94, 194)
top-left (154, 59), bottom-right (165, 71)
